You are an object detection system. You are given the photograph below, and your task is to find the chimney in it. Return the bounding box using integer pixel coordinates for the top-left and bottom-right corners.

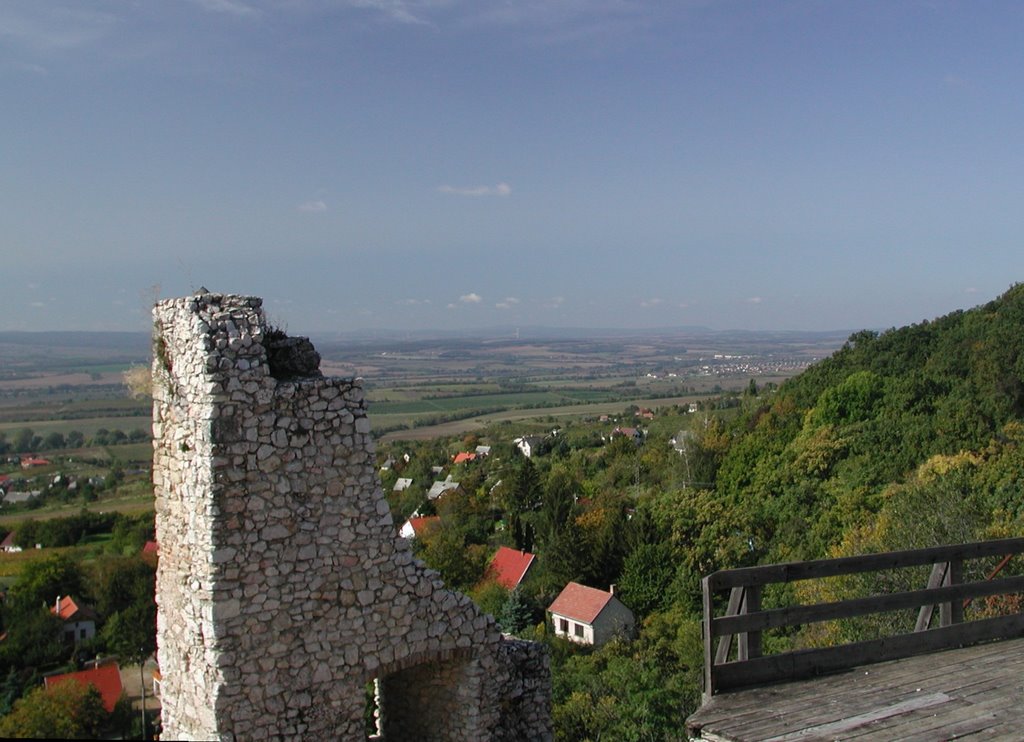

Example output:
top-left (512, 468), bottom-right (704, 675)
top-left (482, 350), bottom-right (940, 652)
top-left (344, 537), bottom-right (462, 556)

top-left (55, 595), bottom-right (60, 612)
top-left (609, 584), bottom-right (616, 596)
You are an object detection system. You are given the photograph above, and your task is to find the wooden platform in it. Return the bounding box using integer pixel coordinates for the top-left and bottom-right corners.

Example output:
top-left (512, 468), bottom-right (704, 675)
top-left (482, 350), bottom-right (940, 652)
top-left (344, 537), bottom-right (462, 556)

top-left (686, 637), bottom-right (1024, 741)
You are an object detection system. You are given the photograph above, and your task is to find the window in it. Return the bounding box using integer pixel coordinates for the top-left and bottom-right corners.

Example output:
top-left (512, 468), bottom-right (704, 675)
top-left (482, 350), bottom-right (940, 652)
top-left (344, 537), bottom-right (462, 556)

top-left (558, 618), bottom-right (569, 633)
top-left (573, 622), bottom-right (584, 638)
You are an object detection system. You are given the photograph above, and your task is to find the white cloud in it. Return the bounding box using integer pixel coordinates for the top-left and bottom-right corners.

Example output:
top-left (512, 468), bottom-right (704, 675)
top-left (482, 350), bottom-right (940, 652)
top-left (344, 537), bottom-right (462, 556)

top-left (0, 6), bottom-right (120, 53)
top-left (965, 286), bottom-right (978, 294)
top-left (188, 0), bottom-right (261, 18)
top-left (640, 297), bottom-right (664, 308)
top-left (543, 296), bottom-right (565, 309)
top-left (30, 301), bottom-right (45, 308)
top-left (438, 182), bottom-right (511, 197)
top-left (495, 297), bottom-right (520, 309)
top-left (746, 296), bottom-right (763, 304)
top-left (298, 200), bottom-right (327, 213)
top-left (399, 298), bottom-right (432, 305)
top-left (347, 0), bottom-right (434, 26)
top-left (459, 292), bottom-right (482, 304)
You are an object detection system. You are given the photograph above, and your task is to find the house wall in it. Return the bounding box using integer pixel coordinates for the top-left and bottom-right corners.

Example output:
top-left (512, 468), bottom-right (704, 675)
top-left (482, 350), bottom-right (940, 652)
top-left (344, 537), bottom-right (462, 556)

top-left (153, 292), bottom-right (551, 741)
top-left (550, 612), bottom-right (594, 644)
top-left (592, 598), bottom-right (636, 646)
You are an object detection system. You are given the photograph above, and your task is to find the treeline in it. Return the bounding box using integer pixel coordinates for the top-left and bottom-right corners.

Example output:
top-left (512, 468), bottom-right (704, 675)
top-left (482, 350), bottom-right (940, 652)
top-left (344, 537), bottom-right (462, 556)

top-left (12, 510), bottom-right (152, 551)
top-left (0, 427), bottom-right (149, 454)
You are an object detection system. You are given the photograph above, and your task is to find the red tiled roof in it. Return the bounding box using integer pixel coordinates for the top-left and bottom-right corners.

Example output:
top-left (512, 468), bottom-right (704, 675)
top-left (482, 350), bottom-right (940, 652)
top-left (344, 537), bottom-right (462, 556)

top-left (407, 516), bottom-right (440, 537)
top-left (51, 595), bottom-right (94, 622)
top-left (548, 582), bottom-right (614, 625)
top-left (0, 531), bottom-right (15, 549)
top-left (453, 452), bottom-right (477, 464)
top-left (45, 663), bottom-right (123, 712)
top-left (489, 547), bottom-right (535, 590)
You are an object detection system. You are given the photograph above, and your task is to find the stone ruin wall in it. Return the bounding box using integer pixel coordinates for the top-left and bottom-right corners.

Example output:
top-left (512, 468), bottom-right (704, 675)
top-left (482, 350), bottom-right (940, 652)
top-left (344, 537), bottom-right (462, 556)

top-left (152, 292), bottom-right (551, 741)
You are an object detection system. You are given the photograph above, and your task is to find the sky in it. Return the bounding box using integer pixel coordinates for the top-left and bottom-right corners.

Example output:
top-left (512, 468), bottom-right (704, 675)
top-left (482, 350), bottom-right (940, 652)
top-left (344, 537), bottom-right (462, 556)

top-left (2, 0), bottom-right (1024, 334)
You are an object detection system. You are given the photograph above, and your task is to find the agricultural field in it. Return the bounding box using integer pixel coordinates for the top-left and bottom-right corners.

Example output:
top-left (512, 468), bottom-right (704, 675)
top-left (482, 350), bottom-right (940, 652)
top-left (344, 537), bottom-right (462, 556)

top-left (0, 326), bottom-right (846, 454)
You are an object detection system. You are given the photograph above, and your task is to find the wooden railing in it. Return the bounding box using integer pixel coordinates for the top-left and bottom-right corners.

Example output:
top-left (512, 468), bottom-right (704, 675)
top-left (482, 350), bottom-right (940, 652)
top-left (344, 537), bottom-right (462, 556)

top-left (702, 538), bottom-right (1024, 700)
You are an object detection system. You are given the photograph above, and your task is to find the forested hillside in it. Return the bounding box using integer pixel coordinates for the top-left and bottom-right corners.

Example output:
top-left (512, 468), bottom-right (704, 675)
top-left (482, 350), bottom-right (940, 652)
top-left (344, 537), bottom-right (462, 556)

top-left (707, 283), bottom-right (1024, 569)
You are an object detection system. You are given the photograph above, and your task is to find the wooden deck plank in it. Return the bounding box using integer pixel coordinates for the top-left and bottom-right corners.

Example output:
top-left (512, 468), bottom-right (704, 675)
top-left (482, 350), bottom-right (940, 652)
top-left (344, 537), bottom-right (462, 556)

top-left (687, 636), bottom-right (1024, 741)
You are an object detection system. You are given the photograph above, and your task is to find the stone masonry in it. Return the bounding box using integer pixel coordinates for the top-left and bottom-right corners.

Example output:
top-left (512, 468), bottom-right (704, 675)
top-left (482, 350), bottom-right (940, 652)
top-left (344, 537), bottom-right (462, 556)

top-left (152, 292), bottom-right (551, 741)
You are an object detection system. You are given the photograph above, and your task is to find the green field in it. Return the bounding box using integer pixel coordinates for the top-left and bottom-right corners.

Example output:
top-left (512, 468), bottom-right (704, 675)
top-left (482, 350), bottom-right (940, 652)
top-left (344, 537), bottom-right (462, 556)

top-left (0, 415), bottom-right (151, 437)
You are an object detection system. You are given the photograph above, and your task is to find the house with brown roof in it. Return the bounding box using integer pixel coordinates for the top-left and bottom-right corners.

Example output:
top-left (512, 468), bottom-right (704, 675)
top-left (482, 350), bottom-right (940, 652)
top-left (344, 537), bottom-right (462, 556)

top-left (453, 452), bottom-right (477, 465)
top-left (20, 456), bottom-right (51, 469)
top-left (398, 515), bottom-right (441, 540)
top-left (0, 531), bottom-right (18, 553)
top-left (488, 547), bottom-right (536, 590)
top-left (44, 663), bottom-right (123, 712)
top-left (548, 582), bottom-right (635, 646)
top-left (51, 595), bottom-right (97, 643)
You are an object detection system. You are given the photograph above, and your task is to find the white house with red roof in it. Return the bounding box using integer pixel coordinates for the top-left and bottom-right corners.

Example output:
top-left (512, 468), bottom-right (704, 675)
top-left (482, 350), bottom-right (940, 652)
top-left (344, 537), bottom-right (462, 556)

top-left (548, 582), bottom-right (635, 646)
top-left (488, 546), bottom-right (535, 590)
top-left (44, 662), bottom-right (123, 712)
top-left (398, 515), bottom-right (441, 540)
top-left (51, 595), bottom-right (97, 643)
top-left (20, 456), bottom-right (51, 469)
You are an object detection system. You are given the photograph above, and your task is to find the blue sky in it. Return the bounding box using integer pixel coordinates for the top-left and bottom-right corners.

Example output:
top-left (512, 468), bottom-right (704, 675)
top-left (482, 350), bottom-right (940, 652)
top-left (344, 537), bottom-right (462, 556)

top-left (2, 1), bottom-right (1023, 333)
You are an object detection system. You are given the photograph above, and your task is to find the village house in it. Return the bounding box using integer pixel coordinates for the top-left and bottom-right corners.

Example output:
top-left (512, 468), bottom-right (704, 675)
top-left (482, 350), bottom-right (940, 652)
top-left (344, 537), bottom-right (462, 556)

top-left (453, 451), bottom-right (477, 465)
top-left (44, 663), bottom-right (123, 713)
top-left (548, 582), bottom-right (635, 647)
top-left (392, 477), bottom-right (413, 492)
top-left (51, 595), bottom-right (97, 643)
top-left (0, 531), bottom-right (19, 553)
top-left (398, 514), bottom-right (441, 540)
top-left (475, 445), bottom-right (491, 457)
top-left (609, 427), bottom-right (643, 445)
top-left (427, 477), bottom-right (462, 501)
top-left (488, 547), bottom-right (536, 590)
top-left (514, 436), bottom-right (544, 458)
top-left (20, 456), bottom-right (51, 469)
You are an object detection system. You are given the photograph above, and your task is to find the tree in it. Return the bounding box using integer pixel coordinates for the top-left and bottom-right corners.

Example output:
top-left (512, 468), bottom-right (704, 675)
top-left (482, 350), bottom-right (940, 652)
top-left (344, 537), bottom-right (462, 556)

top-left (505, 457), bottom-right (542, 516)
top-left (0, 680), bottom-right (108, 739)
top-left (8, 553), bottom-right (86, 613)
top-left (617, 542), bottom-right (676, 618)
top-left (499, 589), bottom-right (534, 634)
top-left (13, 428), bottom-right (34, 453)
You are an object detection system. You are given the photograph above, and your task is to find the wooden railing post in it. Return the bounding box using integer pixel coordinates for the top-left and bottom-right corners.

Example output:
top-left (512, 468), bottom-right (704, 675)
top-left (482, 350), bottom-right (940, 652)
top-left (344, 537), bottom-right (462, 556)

top-left (715, 587), bottom-right (745, 665)
top-left (915, 561), bottom-right (948, 632)
top-left (941, 558), bottom-right (963, 627)
top-left (702, 575), bottom-right (715, 703)
top-left (738, 586), bottom-right (762, 661)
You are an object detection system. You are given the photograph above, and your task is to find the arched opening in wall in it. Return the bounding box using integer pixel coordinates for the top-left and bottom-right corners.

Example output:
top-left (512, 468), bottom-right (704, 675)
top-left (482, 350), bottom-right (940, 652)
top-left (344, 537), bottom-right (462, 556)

top-left (365, 678), bottom-right (383, 740)
top-left (366, 649), bottom-right (479, 741)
